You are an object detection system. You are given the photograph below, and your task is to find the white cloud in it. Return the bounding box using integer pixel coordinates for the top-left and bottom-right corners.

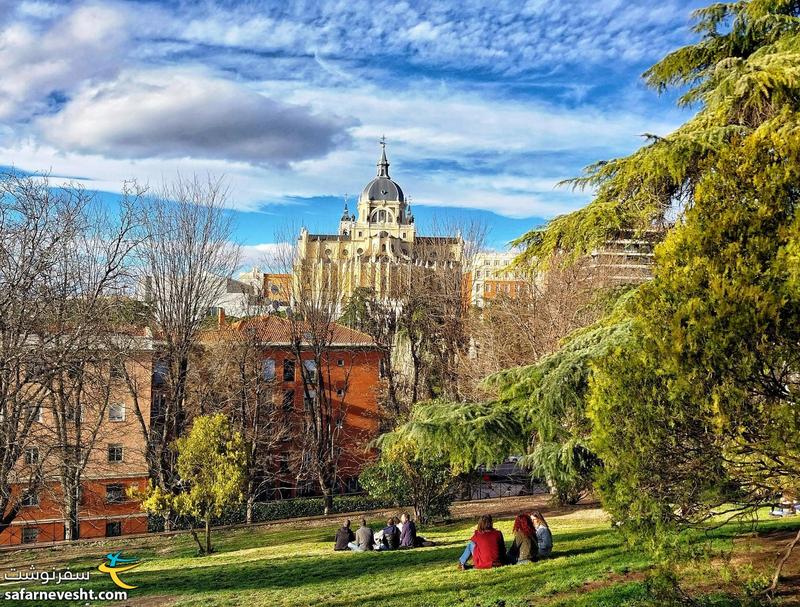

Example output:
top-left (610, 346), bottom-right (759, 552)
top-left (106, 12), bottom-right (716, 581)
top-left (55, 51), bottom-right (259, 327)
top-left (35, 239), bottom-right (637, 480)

top-left (35, 68), bottom-right (355, 166)
top-left (0, 2), bottom-right (131, 120)
top-left (0, 0), bottom-right (701, 221)
top-left (239, 242), bottom-right (294, 272)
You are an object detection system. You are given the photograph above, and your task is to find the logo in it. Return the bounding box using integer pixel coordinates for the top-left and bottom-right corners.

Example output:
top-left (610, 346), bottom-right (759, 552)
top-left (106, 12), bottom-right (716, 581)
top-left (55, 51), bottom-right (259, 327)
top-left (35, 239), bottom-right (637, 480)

top-left (98, 552), bottom-right (140, 590)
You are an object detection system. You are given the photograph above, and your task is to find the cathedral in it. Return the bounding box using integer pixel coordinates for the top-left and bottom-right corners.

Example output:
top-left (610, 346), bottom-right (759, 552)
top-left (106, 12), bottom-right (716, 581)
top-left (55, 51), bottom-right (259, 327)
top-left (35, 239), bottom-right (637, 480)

top-left (295, 141), bottom-right (463, 305)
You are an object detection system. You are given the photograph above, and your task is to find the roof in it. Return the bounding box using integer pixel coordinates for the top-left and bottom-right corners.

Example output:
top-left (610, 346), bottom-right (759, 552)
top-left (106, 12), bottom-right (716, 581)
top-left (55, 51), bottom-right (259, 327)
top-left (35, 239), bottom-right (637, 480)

top-left (209, 315), bottom-right (377, 347)
top-left (360, 143), bottom-right (405, 203)
top-left (361, 176), bottom-right (405, 203)
top-left (416, 236), bottom-right (461, 244)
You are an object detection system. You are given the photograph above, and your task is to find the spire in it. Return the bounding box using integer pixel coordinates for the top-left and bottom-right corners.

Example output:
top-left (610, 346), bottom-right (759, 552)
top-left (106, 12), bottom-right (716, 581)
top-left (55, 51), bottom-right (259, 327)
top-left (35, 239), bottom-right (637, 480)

top-left (377, 135), bottom-right (390, 178)
top-left (340, 197), bottom-right (351, 221)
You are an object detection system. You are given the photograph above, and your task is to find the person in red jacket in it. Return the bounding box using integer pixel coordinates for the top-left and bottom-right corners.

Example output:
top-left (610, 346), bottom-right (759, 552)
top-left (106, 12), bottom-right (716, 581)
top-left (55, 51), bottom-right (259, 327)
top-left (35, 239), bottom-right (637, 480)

top-left (457, 514), bottom-right (507, 570)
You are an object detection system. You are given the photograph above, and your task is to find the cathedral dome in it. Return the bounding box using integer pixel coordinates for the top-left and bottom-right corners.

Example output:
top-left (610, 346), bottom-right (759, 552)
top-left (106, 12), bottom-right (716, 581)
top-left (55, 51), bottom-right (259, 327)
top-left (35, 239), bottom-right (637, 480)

top-left (360, 141), bottom-right (405, 203)
top-left (362, 176), bottom-right (404, 203)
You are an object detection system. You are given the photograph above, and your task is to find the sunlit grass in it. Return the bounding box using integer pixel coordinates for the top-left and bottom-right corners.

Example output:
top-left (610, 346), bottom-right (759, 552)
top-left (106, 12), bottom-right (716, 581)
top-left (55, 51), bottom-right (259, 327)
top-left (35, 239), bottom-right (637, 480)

top-left (0, 508), bottom-right (796, 606)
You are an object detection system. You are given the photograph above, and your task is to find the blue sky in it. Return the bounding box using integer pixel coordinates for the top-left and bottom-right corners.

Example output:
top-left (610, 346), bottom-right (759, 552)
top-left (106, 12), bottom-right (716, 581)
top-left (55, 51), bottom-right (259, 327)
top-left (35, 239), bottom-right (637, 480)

top-left (0, 0), bottom-right (707, 260)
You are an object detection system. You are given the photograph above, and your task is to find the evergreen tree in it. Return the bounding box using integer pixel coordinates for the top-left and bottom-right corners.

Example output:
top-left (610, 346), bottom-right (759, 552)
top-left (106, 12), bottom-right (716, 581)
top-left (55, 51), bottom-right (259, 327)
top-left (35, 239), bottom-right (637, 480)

top-left (512, 0), bottom-right (800, 270)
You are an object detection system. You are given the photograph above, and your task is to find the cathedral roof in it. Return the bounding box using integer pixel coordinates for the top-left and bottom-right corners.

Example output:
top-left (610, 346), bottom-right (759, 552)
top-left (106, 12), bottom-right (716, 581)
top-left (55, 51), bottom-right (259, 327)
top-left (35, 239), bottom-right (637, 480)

top-left (361, 142), bottom-right (404, 203)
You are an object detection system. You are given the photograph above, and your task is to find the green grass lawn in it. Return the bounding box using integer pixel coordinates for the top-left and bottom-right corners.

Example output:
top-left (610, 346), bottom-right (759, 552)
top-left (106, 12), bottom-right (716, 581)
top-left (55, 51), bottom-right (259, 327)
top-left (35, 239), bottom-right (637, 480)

top-left (0, 507), bottom-right (797, 607)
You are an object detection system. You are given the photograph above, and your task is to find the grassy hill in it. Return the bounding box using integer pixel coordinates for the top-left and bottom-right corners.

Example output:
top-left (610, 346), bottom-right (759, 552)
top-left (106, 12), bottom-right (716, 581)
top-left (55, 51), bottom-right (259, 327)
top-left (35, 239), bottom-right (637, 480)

top-left (0, 500), bottom-right (798, 606)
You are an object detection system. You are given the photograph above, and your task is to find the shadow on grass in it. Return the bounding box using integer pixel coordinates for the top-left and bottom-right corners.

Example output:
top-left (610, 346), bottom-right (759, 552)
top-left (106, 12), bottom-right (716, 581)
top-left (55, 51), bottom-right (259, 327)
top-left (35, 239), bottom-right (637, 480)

top-left (119, 533), bottom-right (634, 598)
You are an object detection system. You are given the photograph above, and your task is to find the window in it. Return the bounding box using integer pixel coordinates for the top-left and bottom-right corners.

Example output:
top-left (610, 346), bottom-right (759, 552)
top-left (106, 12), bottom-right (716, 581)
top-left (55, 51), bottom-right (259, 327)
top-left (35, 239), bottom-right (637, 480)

top-left (106, 484), bottom-right (125, 504)
top-left (303, 360), bottom-right (317, 383)
top-left (105, 521), bottom-right (122, 537)
top-left (110, 361), bottom-right (125, 380)
top-left (21, 492), bottom-right (38, 507)
top-left (304, 390), bottom-right (317, 408)
top-left (21, 528), bottom-right (39, 544)
top-left (282, 359), bottom-right (295, 382)
top-left (153, 360), bottom-right (168, 387)
top-left (108, 402), bottom-right (125, 422)
top-left (65, 402), bottom-right (83, 422)
top-left (336, 358), bottom-right (345, 367)
top-left (282, 389), bottom-right (294, 412)
top-left (24, 447), bottom-right (39, 465)
top-left (107, 444), bottom-right (123, 463)
top-left (27, 403), bottom-right (42, 423)
top-left (279, 452), bottom-right (290, 474)
top-left (379, 358), bottom-right (387, 379)
top-left (263, 358), bottom-right (276, 381)
top-left (336, 388), bottom-right (345, 398)
top-left (151, 392), bottom-right (166, 417)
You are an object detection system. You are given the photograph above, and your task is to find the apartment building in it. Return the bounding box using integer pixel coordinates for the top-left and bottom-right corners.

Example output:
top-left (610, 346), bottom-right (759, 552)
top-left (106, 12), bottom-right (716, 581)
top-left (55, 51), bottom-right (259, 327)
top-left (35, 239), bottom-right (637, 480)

top-left (466, 251), bottom-right (532, 308)
top-left (2, 339), bottom-right (154, 546)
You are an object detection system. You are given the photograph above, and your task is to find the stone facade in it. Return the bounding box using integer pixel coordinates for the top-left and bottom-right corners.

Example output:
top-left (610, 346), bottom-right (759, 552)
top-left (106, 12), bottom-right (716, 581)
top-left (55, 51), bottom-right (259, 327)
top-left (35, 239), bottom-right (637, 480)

top-left (295, 142), bottom-right (462, 306)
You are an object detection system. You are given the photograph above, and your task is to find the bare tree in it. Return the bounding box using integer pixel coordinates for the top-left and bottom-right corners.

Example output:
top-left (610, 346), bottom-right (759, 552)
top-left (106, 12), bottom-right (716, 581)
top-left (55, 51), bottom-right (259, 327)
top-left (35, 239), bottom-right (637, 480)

top-left (130, 176), bottom-right (239, 520)
top-left (42, 191), bottom-right (139, 540)
top-left (192, 299), bottom-right (291, 524)
top-left (0, 173), bottom-right (72, 534)
top-left (462, 255), bottom-right (615, 398)
top-left (339, 217), bottom-right (486, 416)
top-left (0, 174), bottom-right (142, 539)
top-left (272, 228), bottom-right (367, 515)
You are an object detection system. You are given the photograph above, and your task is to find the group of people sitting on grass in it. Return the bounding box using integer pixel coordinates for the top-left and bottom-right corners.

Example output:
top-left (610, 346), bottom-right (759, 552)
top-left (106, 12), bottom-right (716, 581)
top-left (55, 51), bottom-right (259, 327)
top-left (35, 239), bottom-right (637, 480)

top-left (458, 511), bottom-right (552, 570)
top-left (332, 509), bottom-right (553, 569)
top-left (333, 512), bottom-right (435, 552)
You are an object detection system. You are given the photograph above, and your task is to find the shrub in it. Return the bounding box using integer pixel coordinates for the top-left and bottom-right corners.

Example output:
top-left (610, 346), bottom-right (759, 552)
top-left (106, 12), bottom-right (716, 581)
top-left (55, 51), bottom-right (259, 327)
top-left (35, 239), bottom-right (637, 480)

top-left (148, 494), bottom-right (398, 532)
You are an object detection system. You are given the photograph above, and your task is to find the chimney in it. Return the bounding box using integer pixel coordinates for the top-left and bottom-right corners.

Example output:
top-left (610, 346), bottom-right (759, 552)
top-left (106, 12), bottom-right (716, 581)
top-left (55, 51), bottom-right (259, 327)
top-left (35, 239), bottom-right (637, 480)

top-left (217, 307), bottom-right (226, 328)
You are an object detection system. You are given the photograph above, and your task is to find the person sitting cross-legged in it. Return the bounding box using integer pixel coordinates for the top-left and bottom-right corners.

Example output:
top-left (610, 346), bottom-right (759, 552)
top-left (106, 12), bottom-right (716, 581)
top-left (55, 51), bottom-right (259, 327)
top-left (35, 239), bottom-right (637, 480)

top-left (348, 518), bottom-right (375, 552)
top-left (334, 519), bottom-right (355, 551)
top-left (377, 517), bottom-right (400, 550)
top-left (458, 514), bottom-right (506, 570)
top-left (398, 512), bottom-right (435, 548)
top-left (399, 512), bottom-right (417, 548)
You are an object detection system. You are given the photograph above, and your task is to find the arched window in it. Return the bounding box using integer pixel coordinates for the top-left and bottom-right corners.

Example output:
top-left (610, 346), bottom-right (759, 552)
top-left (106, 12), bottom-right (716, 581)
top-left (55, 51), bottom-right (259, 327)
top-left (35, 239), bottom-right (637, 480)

top-left (370, 209), bottom-right (394, 223)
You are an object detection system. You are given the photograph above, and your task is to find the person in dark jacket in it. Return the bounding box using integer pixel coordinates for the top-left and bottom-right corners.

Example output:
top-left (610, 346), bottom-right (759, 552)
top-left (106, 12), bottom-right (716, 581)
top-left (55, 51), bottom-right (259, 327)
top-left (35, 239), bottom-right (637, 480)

top-left (399, 512), bottom-right (417, 548)
top-left (333, 519), bottom-right (355, 551)
top-left (458, 514), bottom-right (506, 569)
top-left (348, 518), bottom-right (374, 552)
top-left (532, 511), bottom-right (553, 557)
top-left (377, 517), bottom-right (400, 550)
top-left (507, 513), bottom-right (538, 564)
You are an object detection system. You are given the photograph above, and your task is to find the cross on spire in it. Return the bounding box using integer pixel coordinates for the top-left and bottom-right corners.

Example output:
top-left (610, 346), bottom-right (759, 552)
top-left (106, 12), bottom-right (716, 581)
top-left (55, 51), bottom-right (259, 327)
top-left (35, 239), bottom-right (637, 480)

top-left (377, 136), bottom-right (390, 177)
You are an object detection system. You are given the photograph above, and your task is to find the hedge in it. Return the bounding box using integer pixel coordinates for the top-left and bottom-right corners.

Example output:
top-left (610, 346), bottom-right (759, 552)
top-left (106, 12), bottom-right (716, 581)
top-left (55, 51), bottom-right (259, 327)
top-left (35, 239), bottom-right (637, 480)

top-left (148, 494), bottom-right (400, 533)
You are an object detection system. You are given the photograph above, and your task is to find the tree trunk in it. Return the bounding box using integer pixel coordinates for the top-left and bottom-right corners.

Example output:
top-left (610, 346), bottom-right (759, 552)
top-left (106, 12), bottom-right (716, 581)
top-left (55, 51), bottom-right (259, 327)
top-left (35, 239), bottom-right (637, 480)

top-left (321, 487), bottom-right (333, 516)
top-left (163, 510), bottom-right (173, 532)
top-left (763, 526), bottom-right (800, 598)
top-left (246, 494), bottom-right (255, 525)
top-left (205, 516), bottom-right (213, 554)
top-left (63, 482), bottom-right (80, 541)
top-left (189, 527), bottom-right (204, 554)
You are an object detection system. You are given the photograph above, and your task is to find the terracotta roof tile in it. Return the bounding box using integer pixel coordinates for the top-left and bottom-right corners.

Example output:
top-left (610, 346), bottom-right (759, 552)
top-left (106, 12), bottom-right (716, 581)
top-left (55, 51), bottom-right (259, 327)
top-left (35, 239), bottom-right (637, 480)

top-left (205, 315), bottom-right (376, 347)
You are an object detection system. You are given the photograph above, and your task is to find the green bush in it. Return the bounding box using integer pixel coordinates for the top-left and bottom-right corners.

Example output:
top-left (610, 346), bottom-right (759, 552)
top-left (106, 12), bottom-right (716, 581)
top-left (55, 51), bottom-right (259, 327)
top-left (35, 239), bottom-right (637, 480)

top-left (148, 494), bottom-right (399, 532)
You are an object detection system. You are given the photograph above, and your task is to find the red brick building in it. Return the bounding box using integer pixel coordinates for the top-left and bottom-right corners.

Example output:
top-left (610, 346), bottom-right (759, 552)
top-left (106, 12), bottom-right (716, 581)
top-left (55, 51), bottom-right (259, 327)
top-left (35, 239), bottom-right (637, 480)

top-left (217, 315), bottom-right (382, 496)
top-left (2, 317), bottom-right (382, 546)
top-left (1, 345), bottom-right (154, 546)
